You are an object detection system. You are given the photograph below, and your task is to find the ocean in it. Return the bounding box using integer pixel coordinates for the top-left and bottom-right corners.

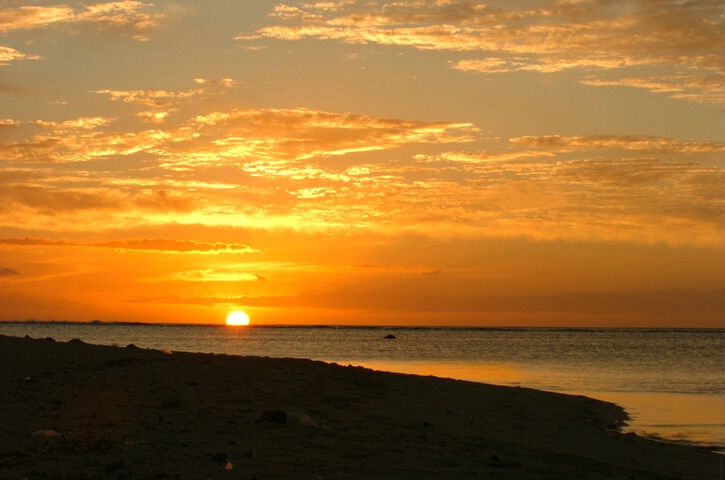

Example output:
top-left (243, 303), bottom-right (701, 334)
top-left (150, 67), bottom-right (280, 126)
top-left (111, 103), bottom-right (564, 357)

top-left (1, 323), bottom-right (722, 451)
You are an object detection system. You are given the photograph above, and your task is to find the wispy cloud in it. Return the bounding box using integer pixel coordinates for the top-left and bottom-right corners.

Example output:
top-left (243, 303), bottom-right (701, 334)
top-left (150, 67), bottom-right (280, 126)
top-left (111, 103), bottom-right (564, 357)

top-left (179, 107), bottom-right (478, 165)
top-left (239, 0), bottom-right (724, 103)
top-left (510, 135), bottom-right (724, 154)
top-left (1, 105), bottom-right (475, 164)
top-left (0, 237), bottom-right (258, 254)
top-left (0, 116), bottom-right (178, 163)
top-left (172, 269), bottom-right (264, 282)
top-left (94, 78), bottom-right (237, 107)
top-left (0, 237), bottom-right (72, 247)
top-left (0, 1), bottom-right (163, 41)
top-left (94, 239), bottom-right (258, 254)
top-left (0, 45), bottom-right (40, 64)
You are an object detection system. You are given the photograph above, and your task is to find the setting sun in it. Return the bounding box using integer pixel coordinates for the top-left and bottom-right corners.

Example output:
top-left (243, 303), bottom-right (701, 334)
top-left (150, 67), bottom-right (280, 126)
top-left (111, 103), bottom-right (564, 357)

top-left (226, 311), bottom-right (250, 326)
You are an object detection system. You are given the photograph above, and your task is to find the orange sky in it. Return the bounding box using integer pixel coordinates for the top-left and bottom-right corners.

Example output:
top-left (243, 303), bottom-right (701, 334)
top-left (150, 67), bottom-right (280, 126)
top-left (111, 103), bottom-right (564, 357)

top-left (0, 0), bottom-right (723, 327)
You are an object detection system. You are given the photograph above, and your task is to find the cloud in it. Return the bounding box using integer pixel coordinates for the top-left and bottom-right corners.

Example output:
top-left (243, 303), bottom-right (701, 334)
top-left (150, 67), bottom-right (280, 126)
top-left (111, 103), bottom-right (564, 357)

top-left (416, 150), bottom-right (555, 163)
top-left (0, 236), bottom-right (258, 254)
top-left (8, 87), bottom-right (481, 168)
top-left (0, 237), bottom-right (72, 247)
top-left (95, 239), bottom-right (258, 254)
top-left (136, 110), bottom-right (174, 124)
top-left (239, 0), bottom-right (724, 103)
top-left (0, 266), bottom-right (19, 276)
top-left (94, 79), bottom-right (237, 109)
top-left (510, 135), bottom-right (725, 154)
top-left (192, 77), bottom-right (240, 93)
top-left (94, 88), bottom-right (200, 108)
top-left (0, 117), bottom-right (179, 163)
top-left (0, 45), bottom-right (40, 64)
top-left (0, 1), bottom-right (163, 41)
top-left (0, 106), bottom-right (476, 168)
top-left (172, 269), bottom-right (263, 282)
top-left (580, 74), bottom-right (724, 105)
top-left (181, 107), bottom-right (478, 165)
top-left (0, 5), bottom-right (75, 30)
top-left (34, 117), bottom-right (113, 132)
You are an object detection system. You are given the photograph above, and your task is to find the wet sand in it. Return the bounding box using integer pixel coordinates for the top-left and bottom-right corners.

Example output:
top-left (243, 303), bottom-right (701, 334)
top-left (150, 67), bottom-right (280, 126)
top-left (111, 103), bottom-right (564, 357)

top-left (0, 334), bottom-right (721, 479)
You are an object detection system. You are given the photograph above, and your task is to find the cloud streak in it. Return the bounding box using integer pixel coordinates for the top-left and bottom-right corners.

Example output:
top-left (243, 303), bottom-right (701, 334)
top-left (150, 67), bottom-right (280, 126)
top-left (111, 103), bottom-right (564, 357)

top-left (187, 107), bottom-right (478, 162)
top-left (0, 106), bottom-right (477, 165)
top-left (0, 45), bottom-right (40, 64)
top-left (240, 0), bottom-right (724, 103)
top-left (510, 135), bottom-right (724, 154)
top-left (0, 1), bottom-right (162, 41)
top-left (0, 237), bottom-right (258, 254)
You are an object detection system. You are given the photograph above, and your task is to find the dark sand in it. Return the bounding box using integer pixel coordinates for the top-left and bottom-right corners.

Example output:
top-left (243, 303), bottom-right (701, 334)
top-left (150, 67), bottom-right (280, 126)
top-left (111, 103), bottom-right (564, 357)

top-left (0, 334), bottom-right (721, 479)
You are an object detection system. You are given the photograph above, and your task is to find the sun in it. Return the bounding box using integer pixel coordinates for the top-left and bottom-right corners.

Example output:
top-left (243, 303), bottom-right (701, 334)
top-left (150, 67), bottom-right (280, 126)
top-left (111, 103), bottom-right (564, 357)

top-left (226, 310), bottom-right (250, 326)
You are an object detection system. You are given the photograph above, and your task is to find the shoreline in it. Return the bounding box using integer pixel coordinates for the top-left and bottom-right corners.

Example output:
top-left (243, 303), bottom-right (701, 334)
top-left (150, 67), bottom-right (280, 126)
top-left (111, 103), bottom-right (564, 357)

top-left (1, 334), bottom-right (721, 479)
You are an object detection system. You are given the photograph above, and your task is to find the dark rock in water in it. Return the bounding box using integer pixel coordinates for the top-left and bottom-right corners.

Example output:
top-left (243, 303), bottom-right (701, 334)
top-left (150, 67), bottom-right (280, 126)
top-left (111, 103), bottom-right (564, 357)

top-left (68, 338), bottom-right (84, 344)
top-left (126, 343), bottom-right (139, 349)
top-left (383, 334), bottom-right (396, 339)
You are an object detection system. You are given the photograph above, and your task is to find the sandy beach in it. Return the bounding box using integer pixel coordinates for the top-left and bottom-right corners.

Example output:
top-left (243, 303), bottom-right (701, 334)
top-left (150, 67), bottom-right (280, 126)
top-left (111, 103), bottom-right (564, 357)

top-left (0, 334), bottom-right (721, 480)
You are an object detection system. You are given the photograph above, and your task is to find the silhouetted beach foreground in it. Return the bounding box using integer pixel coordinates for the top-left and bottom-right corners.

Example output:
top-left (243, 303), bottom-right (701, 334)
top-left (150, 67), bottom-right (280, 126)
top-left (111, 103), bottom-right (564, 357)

top-left (1, 335), bottom-right (720, 479)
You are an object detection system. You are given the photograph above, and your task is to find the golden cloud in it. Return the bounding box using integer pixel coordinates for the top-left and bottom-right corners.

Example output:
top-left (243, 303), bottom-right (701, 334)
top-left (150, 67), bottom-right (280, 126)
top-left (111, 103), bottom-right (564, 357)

top-left (172, 269), bottom-right (263, 282)
top-left (0, 106), bottom-right (474, 167)
top-left (0, 1), bottom-right (162, 41)
top-left (0, 116), bottom-right (182, 162)
top-left (94, 79), bottom-right (238, 109)
top-left (0, 237), bottom-right (72, 247)
top-left (95, 239), bottom-right (258, 254)
top-left (0, 45), bottom-right (40, 64)
top-left (1, 99), bottom-right (720, 246)
top-left (94, 89), bottom-right (199, 108)
top-left (510, 135), bottom-right (725, 154)
top-left (0, 236), bottom-right (257, 254)
top-left (239, 0), bottom-right (724, 103)
top-left (179, 107), bottom-right (478, 165)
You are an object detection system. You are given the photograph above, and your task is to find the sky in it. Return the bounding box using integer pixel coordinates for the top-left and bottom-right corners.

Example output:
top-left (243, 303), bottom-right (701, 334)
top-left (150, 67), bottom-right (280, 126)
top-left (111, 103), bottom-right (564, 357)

top-left (0, 0), bottom-right (723, 327)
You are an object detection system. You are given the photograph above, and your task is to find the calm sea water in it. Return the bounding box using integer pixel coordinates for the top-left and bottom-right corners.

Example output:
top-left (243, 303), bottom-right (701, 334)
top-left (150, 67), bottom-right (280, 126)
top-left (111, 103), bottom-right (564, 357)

top-left (1, 323), bottom-right (722, 450)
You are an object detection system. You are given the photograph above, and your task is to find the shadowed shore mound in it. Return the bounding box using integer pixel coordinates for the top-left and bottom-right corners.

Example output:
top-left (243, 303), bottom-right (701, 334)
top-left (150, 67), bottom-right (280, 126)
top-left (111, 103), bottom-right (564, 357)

top-left (0, 334), bottom-right (720, 479)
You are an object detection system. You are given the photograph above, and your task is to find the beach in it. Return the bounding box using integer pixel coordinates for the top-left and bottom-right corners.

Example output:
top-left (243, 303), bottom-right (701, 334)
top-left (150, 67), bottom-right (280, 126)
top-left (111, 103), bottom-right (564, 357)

top-left (0, 334), bottom-right (721, 480)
